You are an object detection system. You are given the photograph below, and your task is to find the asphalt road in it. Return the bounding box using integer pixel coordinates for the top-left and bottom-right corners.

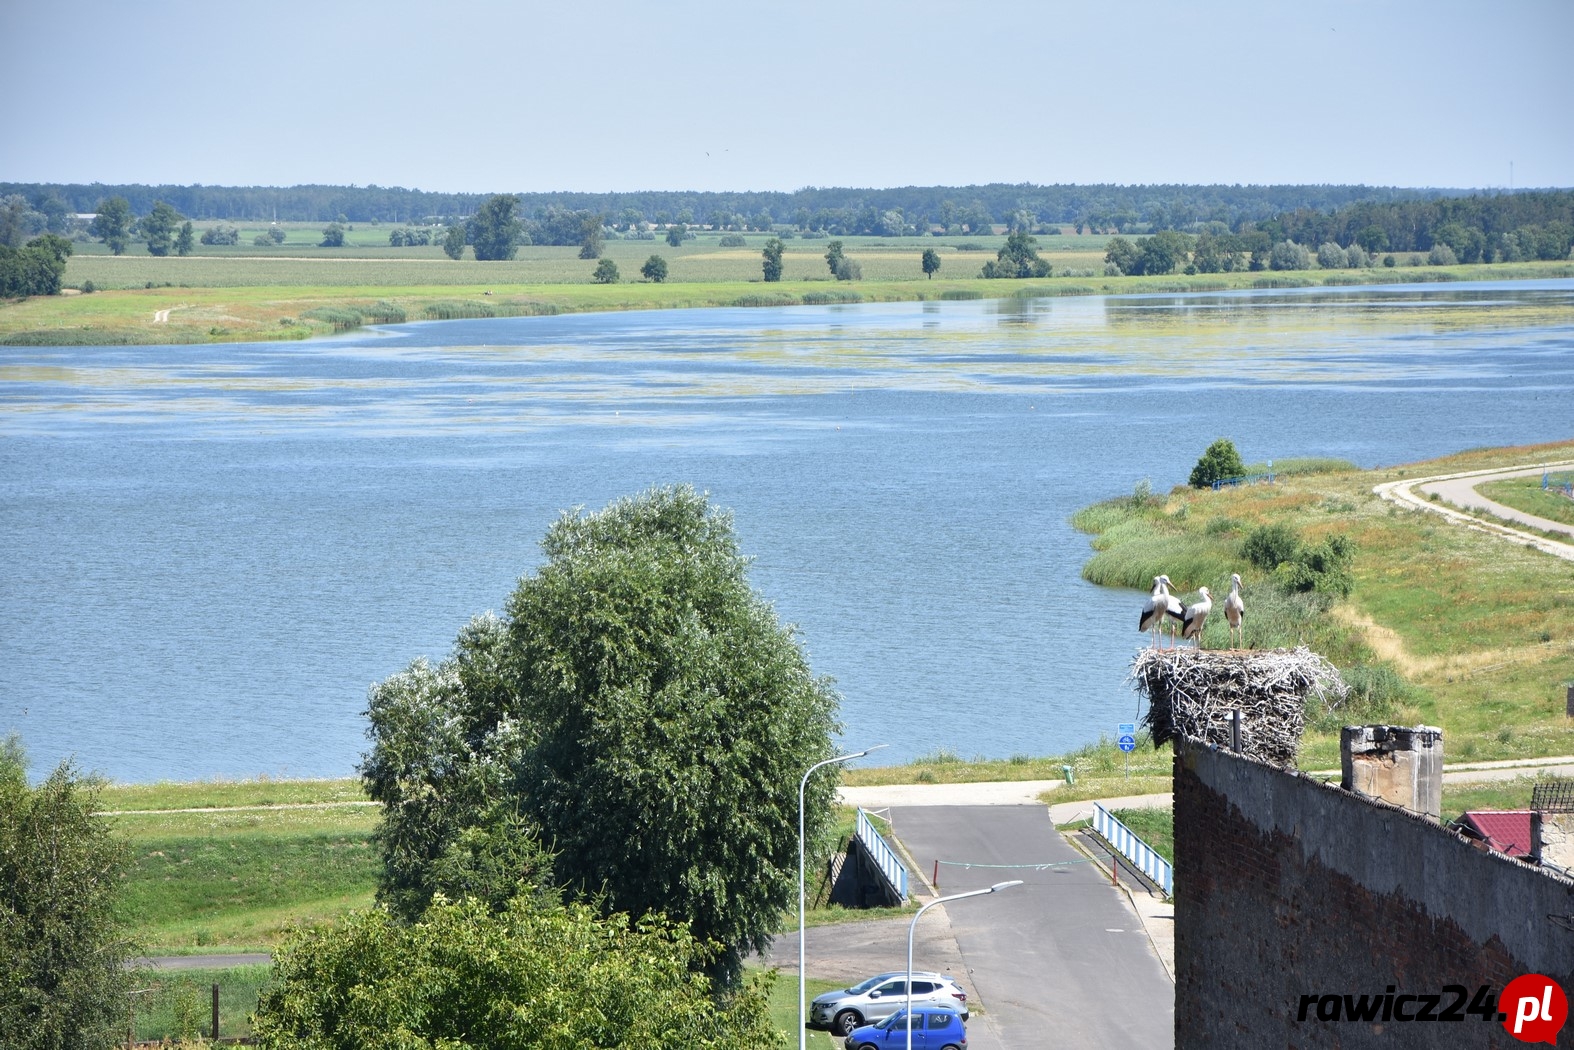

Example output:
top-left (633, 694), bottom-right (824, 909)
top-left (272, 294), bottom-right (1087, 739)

top-left (890, 805), bottom-right (1174, 1050)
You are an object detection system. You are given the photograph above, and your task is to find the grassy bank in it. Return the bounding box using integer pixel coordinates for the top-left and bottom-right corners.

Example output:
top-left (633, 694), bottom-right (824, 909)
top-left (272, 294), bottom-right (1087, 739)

top-left (1069, 440), bottom-right (1574, 770)
top-left (1478, 476), bottom-right (1574, 528)
top-left (4, 239), bottom-right (1568, 345)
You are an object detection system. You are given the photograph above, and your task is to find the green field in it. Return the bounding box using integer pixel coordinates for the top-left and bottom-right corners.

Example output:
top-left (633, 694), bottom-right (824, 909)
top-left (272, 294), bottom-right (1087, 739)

top-left (6, 226), bottom-right (1569, 345)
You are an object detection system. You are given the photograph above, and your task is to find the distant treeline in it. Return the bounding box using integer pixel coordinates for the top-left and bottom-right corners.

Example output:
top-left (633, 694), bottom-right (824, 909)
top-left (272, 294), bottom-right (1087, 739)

top-left (1259, 190), bottom-right (1574, 258)
top-left (0, 180), bottom-right (1485, 234)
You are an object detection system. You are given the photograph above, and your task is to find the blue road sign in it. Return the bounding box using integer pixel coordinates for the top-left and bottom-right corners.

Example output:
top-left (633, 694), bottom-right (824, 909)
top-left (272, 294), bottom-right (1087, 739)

top-left (1118, 734), bottom-right (1137, 753)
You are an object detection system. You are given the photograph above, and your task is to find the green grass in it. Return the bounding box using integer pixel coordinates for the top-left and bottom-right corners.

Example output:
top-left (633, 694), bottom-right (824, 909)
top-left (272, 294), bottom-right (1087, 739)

top-left (128, 965), bottom-right (270, 1041)
top-left (1106, 808), bottom-right (1174, 864)
top-left (1479, 477), bottom-right (1574, 528)
top-left (111, 803), bottom-right (379, 952)
top-left (762, 970), bottom-right (847, 1049)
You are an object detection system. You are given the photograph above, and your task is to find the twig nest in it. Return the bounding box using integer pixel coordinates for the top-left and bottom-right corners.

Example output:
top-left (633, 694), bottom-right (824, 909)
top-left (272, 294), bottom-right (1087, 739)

top-left (1128, 646), bottom-right (1348, 767)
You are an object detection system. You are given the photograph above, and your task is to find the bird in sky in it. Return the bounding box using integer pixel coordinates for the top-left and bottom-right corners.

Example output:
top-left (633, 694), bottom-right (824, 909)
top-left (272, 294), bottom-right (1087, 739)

top-left (1224, 573), bottom-right (1246, 649)
top-left (1181, 586), bottom-right (1213, 648)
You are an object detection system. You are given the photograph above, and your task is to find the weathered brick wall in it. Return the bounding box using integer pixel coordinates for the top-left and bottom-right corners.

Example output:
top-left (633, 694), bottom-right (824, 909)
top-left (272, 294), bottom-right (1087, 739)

top-left (1176, 740), bottom-right (1574, 1049)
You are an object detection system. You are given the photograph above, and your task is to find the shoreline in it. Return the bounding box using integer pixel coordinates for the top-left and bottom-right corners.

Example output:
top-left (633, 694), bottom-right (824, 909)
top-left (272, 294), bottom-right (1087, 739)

top-left (5, 262), bottom-right (1571, 347)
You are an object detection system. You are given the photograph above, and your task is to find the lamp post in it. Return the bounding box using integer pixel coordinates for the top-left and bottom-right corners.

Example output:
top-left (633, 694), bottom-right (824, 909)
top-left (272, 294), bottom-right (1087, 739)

top-left (905, 880), bottom-right (1023, 1050)
top-left (799, 745), bottom-right (886, 1050)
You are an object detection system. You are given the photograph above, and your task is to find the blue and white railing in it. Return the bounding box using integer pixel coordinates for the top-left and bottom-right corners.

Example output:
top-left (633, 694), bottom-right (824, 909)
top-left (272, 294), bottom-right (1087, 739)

top-left (1092, 803), bottom-right (1173, 895)
top-left (856, 808), bottom-right (908, 900)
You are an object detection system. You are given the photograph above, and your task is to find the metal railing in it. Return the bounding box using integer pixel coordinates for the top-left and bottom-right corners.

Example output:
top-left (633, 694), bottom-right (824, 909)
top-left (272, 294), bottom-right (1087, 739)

top-left (1211, 471), bottom-right (1276, 491)
top-left (1543, 471), bottom-right (1574, 498)
top-left (856, 808), bottom-right (908, 900)
top-left (1092, 803), bottom-right (1173, 895)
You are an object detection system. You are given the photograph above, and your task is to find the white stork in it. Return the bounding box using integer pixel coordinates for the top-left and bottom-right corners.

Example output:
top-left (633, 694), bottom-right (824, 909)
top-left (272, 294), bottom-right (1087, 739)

top-left (1158, 573), bottom-right (1186, 647)
top-left (1181, 586), bottom-right (1213, 648)
top-left (1138, 576), bottom-right (1172, 647)
top-left (1224, 573), bottom-right (1245, 649)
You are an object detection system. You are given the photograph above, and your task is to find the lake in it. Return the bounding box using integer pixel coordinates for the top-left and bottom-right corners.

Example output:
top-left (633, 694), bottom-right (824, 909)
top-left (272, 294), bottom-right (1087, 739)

top-left (2, 279), bottom-right (1572, 783)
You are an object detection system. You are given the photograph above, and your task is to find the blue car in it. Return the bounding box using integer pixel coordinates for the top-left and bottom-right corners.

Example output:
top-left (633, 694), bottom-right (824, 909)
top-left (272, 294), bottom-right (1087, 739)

top-left (843, 1005), bottom-right (967, 1050)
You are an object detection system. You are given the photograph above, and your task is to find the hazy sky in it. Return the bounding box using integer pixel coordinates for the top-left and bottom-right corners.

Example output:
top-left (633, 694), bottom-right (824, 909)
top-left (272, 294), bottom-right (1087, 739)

top-left (4, 0), bottom-right (1571, 194)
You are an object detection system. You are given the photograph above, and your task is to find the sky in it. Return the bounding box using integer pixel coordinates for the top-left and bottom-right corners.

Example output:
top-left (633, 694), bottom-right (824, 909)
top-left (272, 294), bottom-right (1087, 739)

top-left (3, 0), bottom-right (1572, 194)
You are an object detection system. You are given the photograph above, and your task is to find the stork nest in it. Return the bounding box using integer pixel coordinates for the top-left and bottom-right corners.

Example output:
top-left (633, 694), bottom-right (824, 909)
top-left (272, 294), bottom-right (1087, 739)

top-left (1129, 646), bottom-right (1348, 767)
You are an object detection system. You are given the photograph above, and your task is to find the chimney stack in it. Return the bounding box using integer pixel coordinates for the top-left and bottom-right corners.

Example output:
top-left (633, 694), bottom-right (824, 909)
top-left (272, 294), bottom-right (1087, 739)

top-left (1340, 725), bottom-right (1444, 822)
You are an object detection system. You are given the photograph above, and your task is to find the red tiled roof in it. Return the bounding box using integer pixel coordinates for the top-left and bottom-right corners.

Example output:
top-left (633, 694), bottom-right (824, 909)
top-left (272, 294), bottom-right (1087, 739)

top-left (1460, 811), bottom-right (1534, 858)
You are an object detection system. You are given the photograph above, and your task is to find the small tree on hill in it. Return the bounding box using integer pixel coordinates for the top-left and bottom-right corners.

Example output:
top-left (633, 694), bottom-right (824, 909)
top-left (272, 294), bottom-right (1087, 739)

top-left (922, 247), bottom-right (941, 279)
top-left (320, 222), bottom-right (346, 248)
top-left (175, 221), bottom-right (194, 256)
top-left (442, 224), bottom-right (466, 260)
top-left (1188, 437), bottom-right (1246, 488)
top-left (592, 257), bottom-right (619, 283)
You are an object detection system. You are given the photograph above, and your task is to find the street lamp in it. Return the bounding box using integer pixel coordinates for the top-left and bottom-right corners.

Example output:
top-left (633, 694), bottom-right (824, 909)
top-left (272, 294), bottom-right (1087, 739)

top-left (799, 744), bottom-right (887, 1050)
top-left (905, 880), bottom-right (1023, 1050)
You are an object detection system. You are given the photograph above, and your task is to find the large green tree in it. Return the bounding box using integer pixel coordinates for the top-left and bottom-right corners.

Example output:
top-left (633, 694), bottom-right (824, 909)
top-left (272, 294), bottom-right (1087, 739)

top-left (141, 200), bottom-right (183, 256)
top-left (641, 254), bottom-right (669, 282)
top-left (253, 895), bottom-right (783, 1049)
top-left (441, 223), bottom-right (466, 260)
top-left (0, 739), bottom-right (133, 1048)
top-left (921, 247), bottom-right (941, 279)
top-left (89, 196), bottom-right (132, 255)
top-left (362, 486), bottom-right (841, 981)
top-left (470, 193), bottom-right (523, 261)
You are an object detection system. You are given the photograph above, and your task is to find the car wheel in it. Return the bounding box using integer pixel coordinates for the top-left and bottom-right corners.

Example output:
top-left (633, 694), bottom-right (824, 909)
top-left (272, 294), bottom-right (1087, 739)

top-left (940, 1044), bottom-right (962, 1050)
top-left (856, 1044), bottom-right (881, 1050)
top-left (833, 1010), bottom-right (862, 1036)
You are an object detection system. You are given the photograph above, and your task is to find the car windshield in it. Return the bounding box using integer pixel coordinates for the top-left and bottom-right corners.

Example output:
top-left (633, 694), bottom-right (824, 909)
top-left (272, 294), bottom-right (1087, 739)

top-left (847, 975), bottom-right (890, 994)
top-left (876, 1012), bottom-right (915, 1032)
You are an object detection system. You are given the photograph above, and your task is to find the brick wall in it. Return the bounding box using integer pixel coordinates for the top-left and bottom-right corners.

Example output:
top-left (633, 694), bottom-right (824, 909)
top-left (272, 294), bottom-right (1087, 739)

top-left (1175, 739), bottom-right (1574, 1049)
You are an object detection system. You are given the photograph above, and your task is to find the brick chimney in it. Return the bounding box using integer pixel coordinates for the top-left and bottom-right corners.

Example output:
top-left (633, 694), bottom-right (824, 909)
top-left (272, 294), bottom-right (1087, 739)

top-left (1340, 725), bottom-right (1444, 822)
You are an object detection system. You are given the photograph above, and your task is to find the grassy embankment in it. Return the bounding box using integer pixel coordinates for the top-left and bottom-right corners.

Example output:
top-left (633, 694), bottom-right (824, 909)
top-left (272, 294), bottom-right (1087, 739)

top-left (1479, 476), bottom-right (1574, 528)
top-left (4, 226), bottom-right (1569, 345)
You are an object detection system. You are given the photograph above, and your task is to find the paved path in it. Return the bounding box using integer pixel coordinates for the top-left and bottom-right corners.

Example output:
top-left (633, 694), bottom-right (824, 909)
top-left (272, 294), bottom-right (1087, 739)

top-left (889, 804), bottom-right (1174, 1049)
top-left (1374, 461), bottom-right (1574, 562)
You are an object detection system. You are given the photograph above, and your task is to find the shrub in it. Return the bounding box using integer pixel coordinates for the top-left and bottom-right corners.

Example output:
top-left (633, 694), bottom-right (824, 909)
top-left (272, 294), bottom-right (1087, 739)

top-left (1428, 243), bottom-right (1459, 266)
top-left (1281, 533), bottom-right (1355, 597)
top-left (1269, 240), bottom-right (1312, 271)
top-left (199, 225), bottom-right (238, 246)
top-left (253, 233), bottom-right (273, 246)
top-left (718, 234), bottom-right (746, 247)
top-left (1242, 523), bottom-right (1299, 571)
top-left (592, 258), bottom-right (619, 283)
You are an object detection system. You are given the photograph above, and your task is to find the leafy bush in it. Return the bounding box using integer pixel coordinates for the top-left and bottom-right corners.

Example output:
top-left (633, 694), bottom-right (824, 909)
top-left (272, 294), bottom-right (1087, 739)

top-left (1242, 523), bottom-right (1300, 571)
top-left (199, 224), bottom-right (238, 246)
top-left (718, 234), bottom-right (746, 247)
top-left (1281, 533), bottom-right (1355, 597)
top-left (253, 896), bottom-right (782, 1049)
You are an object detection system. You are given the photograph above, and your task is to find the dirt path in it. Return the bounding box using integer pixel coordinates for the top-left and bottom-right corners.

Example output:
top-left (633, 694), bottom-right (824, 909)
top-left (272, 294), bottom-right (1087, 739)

top-left (1374, 461), bottom-right (1574, 562)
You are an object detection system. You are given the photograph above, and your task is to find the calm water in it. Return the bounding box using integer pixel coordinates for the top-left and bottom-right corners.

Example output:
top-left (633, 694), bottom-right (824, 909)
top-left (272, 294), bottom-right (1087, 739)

top-left (3, 280), bottom-right (1573, 782)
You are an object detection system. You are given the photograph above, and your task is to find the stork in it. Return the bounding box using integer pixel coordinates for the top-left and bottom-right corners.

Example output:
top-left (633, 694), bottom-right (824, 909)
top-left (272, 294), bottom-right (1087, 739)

top-left (1158, 573), bottom-right (1186, 647)
top-left (1181, 586), bottom-right (1213, 648)
top-left (1224, 573), bottom-right (1245, 649)
top-left (1138, 576), bottom-right (1173, 647)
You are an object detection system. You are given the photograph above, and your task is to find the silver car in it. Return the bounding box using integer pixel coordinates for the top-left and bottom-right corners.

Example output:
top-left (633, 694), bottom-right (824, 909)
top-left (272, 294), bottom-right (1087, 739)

top-left (810, 971), bottom-right (969, 1036)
